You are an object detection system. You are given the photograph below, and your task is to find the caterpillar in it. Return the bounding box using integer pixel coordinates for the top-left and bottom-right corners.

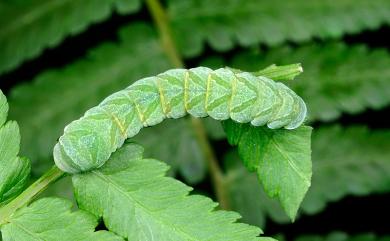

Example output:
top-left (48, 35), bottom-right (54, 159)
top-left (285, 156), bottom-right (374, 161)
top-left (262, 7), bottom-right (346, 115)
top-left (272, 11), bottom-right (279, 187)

top-left (53, 67), bottom-right (307, 173)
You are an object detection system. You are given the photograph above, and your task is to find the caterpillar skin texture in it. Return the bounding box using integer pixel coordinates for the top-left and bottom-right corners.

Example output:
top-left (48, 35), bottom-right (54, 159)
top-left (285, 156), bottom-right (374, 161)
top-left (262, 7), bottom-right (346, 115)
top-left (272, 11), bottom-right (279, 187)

top-left (54, 67), bottom-right (307, 173)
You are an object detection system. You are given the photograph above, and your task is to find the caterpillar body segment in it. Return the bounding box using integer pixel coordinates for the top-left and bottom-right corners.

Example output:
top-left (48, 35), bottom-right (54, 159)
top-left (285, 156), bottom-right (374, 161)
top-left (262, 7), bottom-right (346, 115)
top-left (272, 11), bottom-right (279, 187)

top-left (250, 76), bottom-right (276, 126)
top-left (54, 67), bottom-right (307, 173)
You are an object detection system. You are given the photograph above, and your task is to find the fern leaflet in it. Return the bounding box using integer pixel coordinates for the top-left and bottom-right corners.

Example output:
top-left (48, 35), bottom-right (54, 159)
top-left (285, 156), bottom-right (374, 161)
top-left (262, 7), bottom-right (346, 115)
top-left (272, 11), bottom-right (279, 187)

top-left (168, 0), bottom-right (390, 57)
top-left (2, 0), bottom-right (390, 72)
top-left (1, 197), bottom-right (122, 240)
top-left (72, 143), bottom-right (274, 241)
top-left (0, 90), bottom-right (30, 206)
top-left (225, 125), bottom-right (390, 227)
top-left (223, 120), bottom-right (312, 220)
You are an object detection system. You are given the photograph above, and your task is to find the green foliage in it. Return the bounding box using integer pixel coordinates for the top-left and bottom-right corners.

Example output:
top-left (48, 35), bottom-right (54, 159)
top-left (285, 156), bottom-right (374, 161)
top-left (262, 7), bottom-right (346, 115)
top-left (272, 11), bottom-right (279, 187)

top-left (0, 197), bottom-right (122, 240)
top-left (168, 0), bottom-right (390, 57)
top-left (225, 125), bottom-right (390, 227)
top-left (223, 120), bottom-right (312, 220)
top-left (0, 91), bottom-right (7, 126)
top-left (1, 0), bottom-right (389, 239)
top-left (0, 0), bottom-right (141, 74)
top-left (302, 125), bottom-right (390, 214)
top-left (72, 143), bottom-right (274, 241)
top-left (4, 0), bottom-right (390, 73)
top-left (252, 63), bottom-right (303, 81)
top-left (229, 43), bottom-right (390, 122)
top-left (0, 91), bottom-right (30, 206)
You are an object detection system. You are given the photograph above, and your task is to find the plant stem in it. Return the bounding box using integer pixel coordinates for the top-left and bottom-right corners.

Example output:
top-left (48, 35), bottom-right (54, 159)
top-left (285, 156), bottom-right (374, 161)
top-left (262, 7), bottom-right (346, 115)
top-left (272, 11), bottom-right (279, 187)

top-left (190, 118), bottom-right (230, 209)
top-left (145, 0), bottom-right (183, 67)
top-left (0, 165), bottom-right (65, 226)
top-left (145, 0), bottom-right (230, 209)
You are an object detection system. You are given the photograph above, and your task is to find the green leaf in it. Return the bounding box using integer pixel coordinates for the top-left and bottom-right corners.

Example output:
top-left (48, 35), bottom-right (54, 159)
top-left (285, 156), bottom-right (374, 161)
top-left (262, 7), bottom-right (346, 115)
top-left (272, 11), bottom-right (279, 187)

top-left (0, 197), bottom-right (122, 241)
top-left (225, 125), bottom-right (390, 227)
top-left (0, 90), bottom-right (30, 206)
top-left (223, 119), bottom-right (312, 220)
top-left (168, 0), bottom-right (390, 57)
top-left (227, 63), bottom-right (303, 81)
top-left (229, 43), bottom-right (390, 122)
top-left (0, 0), bottom-right (141, 74)
top-left (0, 92), bottom-right (8, 126)
top-left (252, 63), bottom-right (303, 81)
top-left (73, 143), bottom-right (273, 241)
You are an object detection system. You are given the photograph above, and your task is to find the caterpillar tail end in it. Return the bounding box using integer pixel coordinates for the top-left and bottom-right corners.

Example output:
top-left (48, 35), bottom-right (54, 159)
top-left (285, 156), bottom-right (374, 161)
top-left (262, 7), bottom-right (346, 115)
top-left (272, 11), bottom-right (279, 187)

top-left (284, 96), bottom-right (308, 130)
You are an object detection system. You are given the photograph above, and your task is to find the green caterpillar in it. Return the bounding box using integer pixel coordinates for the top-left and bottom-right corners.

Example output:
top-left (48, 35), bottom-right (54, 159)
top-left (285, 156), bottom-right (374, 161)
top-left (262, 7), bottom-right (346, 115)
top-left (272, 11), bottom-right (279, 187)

top-left (54, 67), bottom-right (307, 173)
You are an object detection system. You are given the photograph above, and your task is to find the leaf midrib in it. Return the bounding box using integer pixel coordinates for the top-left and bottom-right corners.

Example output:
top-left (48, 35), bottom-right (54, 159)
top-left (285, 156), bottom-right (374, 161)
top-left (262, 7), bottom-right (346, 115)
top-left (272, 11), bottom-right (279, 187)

top-left (259, 129), bottom-right (310, 187)
top-left (91, 170), bottom-right (198, 241)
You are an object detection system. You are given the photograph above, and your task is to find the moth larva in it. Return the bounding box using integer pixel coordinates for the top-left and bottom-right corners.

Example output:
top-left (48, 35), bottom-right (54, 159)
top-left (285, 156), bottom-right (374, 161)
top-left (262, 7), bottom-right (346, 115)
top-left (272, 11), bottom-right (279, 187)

top-left (54, 67), bottom-right (307, 173)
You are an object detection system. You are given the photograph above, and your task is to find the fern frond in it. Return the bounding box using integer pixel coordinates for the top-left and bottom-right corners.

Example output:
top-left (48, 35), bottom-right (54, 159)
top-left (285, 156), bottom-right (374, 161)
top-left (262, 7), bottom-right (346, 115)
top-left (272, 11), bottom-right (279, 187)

top-left (0, 91), bottom-right (30, 206)
top-left (0, 0), bottom-right (141, 74)
top-left (217, 43), bottom-right (390, 122)
top-left (225, 125), bottom-right (390, 227)
top-left (1, 197), bottom-right (122, 240)
top-left (73, 143), bottom-right (274, 241)
top-left (4, 0), bottom-right (389, 71)
top-left (168, 0), bottom-right (390, 57)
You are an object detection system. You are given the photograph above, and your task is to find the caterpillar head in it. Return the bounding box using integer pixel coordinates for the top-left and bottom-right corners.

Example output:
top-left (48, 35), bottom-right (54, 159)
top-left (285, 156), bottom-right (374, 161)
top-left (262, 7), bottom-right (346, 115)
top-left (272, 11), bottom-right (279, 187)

top-left (54, 118), bottom-right (112, 173)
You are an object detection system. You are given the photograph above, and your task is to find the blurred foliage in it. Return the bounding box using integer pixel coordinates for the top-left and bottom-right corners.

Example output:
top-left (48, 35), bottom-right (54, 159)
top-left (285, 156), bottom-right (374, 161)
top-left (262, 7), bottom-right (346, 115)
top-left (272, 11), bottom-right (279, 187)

top-left (1, 0), bottom-right (389, 239)
top-left (0, 0), bottom-right (141, 74)
top-left (289, 232), bottom-right (390, 241)
top-left (168, 0), bottom-right (390, 57)
top-left (0, 0), bottom-right (140, 74)
top-left (225, 125), bottom-right (390, 228)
